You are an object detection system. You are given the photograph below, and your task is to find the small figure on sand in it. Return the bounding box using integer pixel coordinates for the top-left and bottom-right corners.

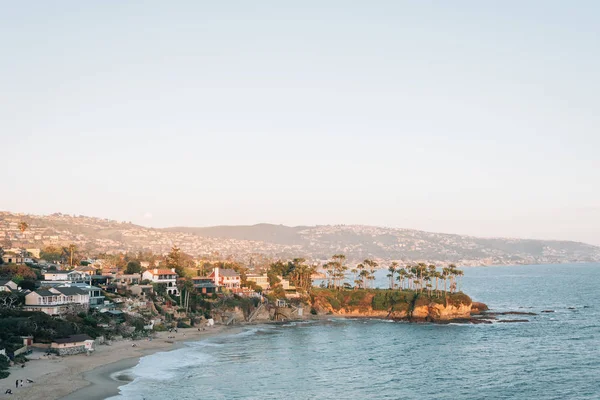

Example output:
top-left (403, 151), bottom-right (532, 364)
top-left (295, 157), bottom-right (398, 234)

top-left (5, 389), bottom-right (12, 394)
top-left (26, 379), bottom-right (34, 384)
top-left (15, 380), bottom-right (18, 389)
top-left (19, 380), bottom-right (23, 387)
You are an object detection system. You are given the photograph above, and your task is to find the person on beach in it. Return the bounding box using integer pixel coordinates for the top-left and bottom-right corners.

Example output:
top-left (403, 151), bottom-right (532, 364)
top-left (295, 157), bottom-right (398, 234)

top-left (26, 379), bottom-right (34, 383)
top-left (15, 380), bottom-right (18, 389)
top-left (19, 380), bottom-right (23, 387)
top-left (5, 389), bottom-right (12, 394)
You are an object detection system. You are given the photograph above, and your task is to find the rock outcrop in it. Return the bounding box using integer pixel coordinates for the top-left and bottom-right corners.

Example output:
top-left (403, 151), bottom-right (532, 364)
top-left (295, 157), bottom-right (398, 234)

top-left (310, 289), bottom-right (482, 323)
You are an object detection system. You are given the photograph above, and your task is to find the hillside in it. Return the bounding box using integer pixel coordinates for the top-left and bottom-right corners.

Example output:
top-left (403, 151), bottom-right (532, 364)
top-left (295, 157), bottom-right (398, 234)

top-left (1, 211), bottom-right (599, 266)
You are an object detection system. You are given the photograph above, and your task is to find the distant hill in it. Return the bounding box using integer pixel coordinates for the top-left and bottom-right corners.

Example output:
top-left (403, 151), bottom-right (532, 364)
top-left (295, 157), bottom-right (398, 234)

top-left (2, 211), bottom-right (599, 266)
top-left (165, 224), bottom-right (310, 246)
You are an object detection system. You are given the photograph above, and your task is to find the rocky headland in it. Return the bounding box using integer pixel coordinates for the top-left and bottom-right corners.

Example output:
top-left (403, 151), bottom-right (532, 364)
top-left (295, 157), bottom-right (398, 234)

top-left (310, 288), bottom-right (493, 323)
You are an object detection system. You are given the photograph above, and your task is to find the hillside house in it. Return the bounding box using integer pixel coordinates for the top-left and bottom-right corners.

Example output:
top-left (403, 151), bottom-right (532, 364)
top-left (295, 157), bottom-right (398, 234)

top-left (23, 287), bottom-right (90, 315)
top-left (0, 279), bottom-right (18, 292)
top-left (246, 274), bottom-right (271, 290)
top-left (142, 268), bottom-right (179, 295)
top-left (209, 268), bottom-right (241, 291)
top-left (74, 265), bottom-right (97, 274)
top-left (192, 276), bottom-right (220, 294)
top-left (43, 271), bottom-right (92, 284)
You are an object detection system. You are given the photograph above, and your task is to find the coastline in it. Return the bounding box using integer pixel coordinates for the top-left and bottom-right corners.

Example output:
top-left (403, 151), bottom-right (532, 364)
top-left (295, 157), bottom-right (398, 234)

top-left (0, 325), bottom-right (240, 400)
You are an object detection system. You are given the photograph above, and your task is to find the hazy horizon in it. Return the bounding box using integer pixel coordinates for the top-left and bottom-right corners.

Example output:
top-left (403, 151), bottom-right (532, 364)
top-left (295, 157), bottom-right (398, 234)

top-left (2, 2), bottom-right (599, 245)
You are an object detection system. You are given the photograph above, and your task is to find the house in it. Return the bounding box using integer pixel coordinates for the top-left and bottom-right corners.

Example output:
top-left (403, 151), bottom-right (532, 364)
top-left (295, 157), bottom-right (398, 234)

top-left (192, 277), bottom-right (220, 294)
top-left (280, 277), bottom-right (296, 290)
top-left (74, 265), bottom-right (97, 274)
top-left (43, 271), bottom-right (91, 284)
top-left (2, 253), bottom-right (33, 265)
top-left (129, 284), bottom-right (153, 297)
top-left (64, 283), bottom-right (105, 307)
top-left (209, 267), bottom-right (241, 291)
top-left (0, 279), bottom-right (18, 292)
top-left (51, 334), bottom-right (95, 356)
top-left (246, 274), bottom-right (271, 290)
top-left (142, 268), bottom-right (179, 295)
top-left (113, 273), bottom-right (141, 285)
top-left (23, 287), bottom-right (90, 315)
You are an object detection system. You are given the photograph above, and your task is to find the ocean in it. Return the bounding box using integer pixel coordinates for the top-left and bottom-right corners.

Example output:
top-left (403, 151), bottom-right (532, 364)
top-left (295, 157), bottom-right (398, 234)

top-left (108, 263), bottom-right (600, 399)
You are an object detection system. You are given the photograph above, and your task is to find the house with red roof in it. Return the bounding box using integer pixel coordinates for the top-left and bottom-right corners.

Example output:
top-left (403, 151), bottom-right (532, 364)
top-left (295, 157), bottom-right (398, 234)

top-left (142, 268), bottom-right (179, 295)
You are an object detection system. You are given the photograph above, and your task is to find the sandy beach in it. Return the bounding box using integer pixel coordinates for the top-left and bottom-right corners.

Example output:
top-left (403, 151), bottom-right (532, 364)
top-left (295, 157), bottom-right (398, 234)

top-left (0, 325), bottom-right (237, 400)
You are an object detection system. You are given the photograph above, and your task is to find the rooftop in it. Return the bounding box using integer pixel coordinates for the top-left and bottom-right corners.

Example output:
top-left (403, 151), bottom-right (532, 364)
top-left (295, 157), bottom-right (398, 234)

top-left (53, 334), bottom-right (93, 344)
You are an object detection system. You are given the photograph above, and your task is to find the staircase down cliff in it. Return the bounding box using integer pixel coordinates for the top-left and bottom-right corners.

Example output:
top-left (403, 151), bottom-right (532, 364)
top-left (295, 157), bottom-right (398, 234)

top-left (311, 289), bottom-right (483, 323)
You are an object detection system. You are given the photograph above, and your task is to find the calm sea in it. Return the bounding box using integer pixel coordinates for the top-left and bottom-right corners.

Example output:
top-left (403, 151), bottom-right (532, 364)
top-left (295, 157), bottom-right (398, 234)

top-left (109, 263), bottom-right (600, 400)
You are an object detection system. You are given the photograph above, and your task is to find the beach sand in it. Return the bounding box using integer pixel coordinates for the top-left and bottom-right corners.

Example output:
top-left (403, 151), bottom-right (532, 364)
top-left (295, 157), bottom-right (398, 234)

top-left (0, 325), bottom-right (236, 400)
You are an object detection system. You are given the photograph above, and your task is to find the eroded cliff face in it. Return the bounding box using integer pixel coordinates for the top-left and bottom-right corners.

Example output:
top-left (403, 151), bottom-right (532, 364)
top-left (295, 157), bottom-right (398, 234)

top-left (311, 290), bottom-right (476, 322)
top-left (411, 302), bottom-right (472, 321)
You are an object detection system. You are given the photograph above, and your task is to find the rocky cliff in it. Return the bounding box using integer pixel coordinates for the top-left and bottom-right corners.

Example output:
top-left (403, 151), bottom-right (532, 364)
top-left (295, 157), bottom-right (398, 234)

top-left (311, 289), bottom-right (479, 322)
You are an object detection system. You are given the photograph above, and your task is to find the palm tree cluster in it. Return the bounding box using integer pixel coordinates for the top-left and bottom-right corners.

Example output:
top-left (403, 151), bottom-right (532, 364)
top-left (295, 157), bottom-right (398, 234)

top-left (387, 263), bottom-right (464, 296)
top-left (268, 258), bottom-right (316, 293)
top-left (323, 256), bottom-right (379, 290)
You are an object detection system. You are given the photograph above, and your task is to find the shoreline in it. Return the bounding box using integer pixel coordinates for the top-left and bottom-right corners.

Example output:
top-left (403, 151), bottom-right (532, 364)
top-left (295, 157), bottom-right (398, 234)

top-left (63, 324), bottom-right (245, 400)
top-left (0, 325), bottom-right (240, 400)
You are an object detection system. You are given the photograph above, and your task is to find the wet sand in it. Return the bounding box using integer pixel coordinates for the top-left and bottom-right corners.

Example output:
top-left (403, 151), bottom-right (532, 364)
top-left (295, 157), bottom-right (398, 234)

top-left (0, 325), bottom-right (236, 400)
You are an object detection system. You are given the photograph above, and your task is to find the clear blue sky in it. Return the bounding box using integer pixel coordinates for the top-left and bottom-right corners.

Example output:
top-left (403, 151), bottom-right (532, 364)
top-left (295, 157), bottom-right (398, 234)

top-left (1, 1), bottom-right (599, 245)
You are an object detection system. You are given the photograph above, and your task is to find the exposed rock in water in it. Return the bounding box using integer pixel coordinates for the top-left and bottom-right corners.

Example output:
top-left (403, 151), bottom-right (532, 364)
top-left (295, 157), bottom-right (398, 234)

top-left (497, 319), bottom-right (529, 323)
top-left (471, 302), bottom-right (489, 313)
top-left (541, 310), bottom-right (555, 313)
top-left (487, 311), bottom-right (537, 316)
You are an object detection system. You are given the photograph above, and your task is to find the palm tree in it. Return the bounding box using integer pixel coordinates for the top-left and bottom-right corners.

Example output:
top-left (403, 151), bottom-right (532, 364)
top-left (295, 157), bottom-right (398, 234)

top-left (362, 259), bottom-right (378, 288)
top-left (396, 269), bottom-right (407, 290)
top-left (387, 262), bottom-right (398, 289)
top-left (68, 244), bottom-right (76, 268)
top-left (18, 222), bottom-right (29, 258)
top-left (330, 254), bottom-right (347, 290)
top-left (350, 267), bottom-right (359, 289)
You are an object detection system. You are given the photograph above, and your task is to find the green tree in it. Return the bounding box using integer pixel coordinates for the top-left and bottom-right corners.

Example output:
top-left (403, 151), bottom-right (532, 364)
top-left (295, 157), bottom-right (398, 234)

top-left (166, 246), bottom-right (186, 277)
top-left (0, 353), bottom-right (10, 379)
top-left (126, 260), bottom-right (142, 274)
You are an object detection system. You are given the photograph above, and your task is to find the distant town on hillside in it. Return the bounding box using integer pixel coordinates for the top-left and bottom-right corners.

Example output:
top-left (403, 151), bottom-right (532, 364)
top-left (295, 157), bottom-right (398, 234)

top-left (1, 211), bottom-right (599, 266)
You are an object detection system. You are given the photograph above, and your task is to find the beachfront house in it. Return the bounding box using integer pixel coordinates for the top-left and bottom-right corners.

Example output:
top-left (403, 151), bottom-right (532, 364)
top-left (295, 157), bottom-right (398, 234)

top-left (209, 267), bottom-right (241, 292)
top-left (142, 268), bottom-right (179, 295)
top-left (23, 287), bottom-right (90, 315)
top-left (51, 334), bottom-right (95, 356)
top-left (0, 279), bottom-right (18, 292)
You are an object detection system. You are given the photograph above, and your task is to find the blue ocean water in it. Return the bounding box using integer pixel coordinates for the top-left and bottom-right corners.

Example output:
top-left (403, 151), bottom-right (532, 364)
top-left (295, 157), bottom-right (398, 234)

top-left (110, 264), bottom-right (600, 400)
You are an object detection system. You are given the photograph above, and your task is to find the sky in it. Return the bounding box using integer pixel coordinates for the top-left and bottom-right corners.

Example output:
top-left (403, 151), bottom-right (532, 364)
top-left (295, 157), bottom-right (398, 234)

top-left (1, 1), bottom-right (599, 245)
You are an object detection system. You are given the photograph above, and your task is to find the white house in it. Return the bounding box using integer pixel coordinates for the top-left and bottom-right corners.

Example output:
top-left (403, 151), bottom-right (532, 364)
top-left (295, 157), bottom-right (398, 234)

top-left (0, 279), bottom-right (18, 292)
top-left (24, 287), bottom-right (90, 315)
top-left (142, 268), bottom-right (179, 295)
top-left (43, 271), bottom-right (91, 284)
